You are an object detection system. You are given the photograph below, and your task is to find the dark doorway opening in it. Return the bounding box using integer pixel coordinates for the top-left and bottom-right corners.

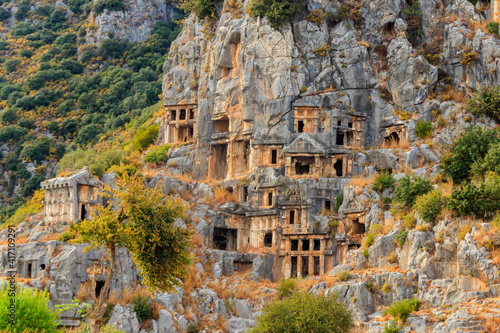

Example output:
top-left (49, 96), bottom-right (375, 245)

top-left (348, 243), bottom-right (360, 251)
top-left (268, 192), bottom-right (273, 206)
top-left (189, 110), bottom-right (195, 119)
top-left (337, 120), bottom-right (342, 126)
top-left (291, 257), bottom-right (298, 277)
top-left (334, 159), bottom-right (343, 177)
top-left (40, 264), bottom-right (45, 270)
top-left (302, 239), bottom-right (310, 251)
top-left (336, 133), bottom-right (344, 145)
top-left (296, 161), bottom-right (310, 175)
top-left (213, 227), bottom-right (238, 251)
top-left (348, 122), bottom-right (353, 128)
top-left (95, 280), bottom-right (105, 298)
top-left (271, 150), bottom-right (277, 164)
top-left (302, 257), bottom-right (309, 277)
top-left (313, 256), bottom-right (320, 276)
top-left (289, 210), bottom-right (295, 224)
top-left (314, 239), bottom-right (321, 251)
top-left (291, 239), bottom-right (299, 251)
top-left (352, 218), bottom-right (365, 234)
top-left (297, 121), bottom-right (305, 133)
top-left (388, 132), bottom-right (400, 144)
top-left (171, 110), bottom-right (176, 120)
top-left (27, 263), bottom-right (32, 279)
top-left (264, 232), bottom-right (273, 247)
top-left (325, 200), bottom-right (331, 211)
top-left (80, 204), bottom-right (86, 221)
top-left (213, 144), bottom-right (228, 179)
top-left (243, 186), bottom-right (248, 201)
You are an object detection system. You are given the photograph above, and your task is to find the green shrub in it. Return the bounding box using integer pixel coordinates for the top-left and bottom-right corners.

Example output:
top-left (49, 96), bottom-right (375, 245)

top-left (414, 120), bottom-right (432, 139)
top-left (414, 190), bottom-right (445, 222)
top-left (20, 49), bottom-right (33, 58)
top-left (384, 321), bottom-right (400, 333)
top-left (133, 295), bottom-right (153, 321)
top-left (278, 278), bottom-right (296, 298)
top-left (395, 230), bottom-right (409, 247)
top-left (144, 144), bottom-right (170, 164)
top-left (0, 108), bottom-right (17, 124)
top-left (402, 0), bottom-right (422, 47)
top-left (247, 0), bottom-right (304, 30)
top-left (4, 59), bottom-right (21, 72)
top-left (59, 231), bottom-right (77, 242)
top-left (395, 175), bottom-right (432, 207)
top-left (335, 193), bottom-right (343, 212)
top-left (337, 270), bottom-right (350, 281)
top-left (252, 291), bottom-right (353, 333)
top-left (14, 0), bottom-right (29, 20)
top-left (0, 126), bottom-right (27, 143)
top-left (472, 141), bottom-right (500, 176)
top-left (384, 298), bottom-right (421, 322)
top-left (372, 171), bottom-right (396, 193)
top-left (133, 124), bottom-right (159, 151)
top-left (187, 323), bottom-right (200, 333)
top-left (17, 118), bottom-right (35, 130)
top-left (57, 147), bottom-right (125, 177)
top-left (0, 285), bottom-right (59, 332)
top-left (441, 126), bottom-right (499, 183)
top-left (0, 8), bottom-right (11, 22)
top-left (467, 86), bottom-right (500, 123)
top-left (487, 22), bottom-right (500, 35)
top-left (448, 173), bottom-right (500, 216)
top-left (93, 0), bottom-right (125, 14)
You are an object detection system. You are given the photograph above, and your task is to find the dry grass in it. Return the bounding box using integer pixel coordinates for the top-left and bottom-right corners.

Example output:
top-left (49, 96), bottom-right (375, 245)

top-left (484, 315), bottom-right (500, 332)
top-left (76, 281), bottom-right (93, 301)
top-left (213, 187), bottom-right (237, 204)
top-left (349, 175), bottom-right (376, 195)
top-left (474, 225), bottom-right (500, 249)
top-left (183, 265), bottom-right (201, 296)
top-left (50, 245), bottom-right (63, 258)
top-left (382, 220), bottom-right (395, 235)
top-left (489, 247), bottom-right (500, 266)
top-left (448, 89), bottom-right (466, 103)
top-left (180, 189), bottom-right (193, 202)
top-left (382, 136), bottom-right (410, 150)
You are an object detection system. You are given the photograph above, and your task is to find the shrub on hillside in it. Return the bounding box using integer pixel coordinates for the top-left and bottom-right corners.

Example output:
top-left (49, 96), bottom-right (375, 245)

top-left (278, 278), bottom-right (296, 298)
top-left (414, 119), bottom-right (432, 139)
top-left (472, 141), bottom-right (500, 177)
top-left (487, 22), bottom-right (500, 35)
top-left (0, 285), bottom-right (59, 332)
top-left (448, 173), bottom-right (500, 217)
top-left (93, 0), bottom-right (125, 14)
top-left (395, 175), bottom-right (432, 207)
top-left (57, 147), bottom-right (125, 177)
top-left (0, 8), bottom-right (11, 22)
top-left (441, 126), bottom-right (499, 183)
top-left (133, 124), bottom-right (159, 151)
top-left (247, 0), bottom-right (305, 30)
top-left (144, 144), bottom-right (170, 165)
top-left (384, 298), bottom-right (421, 322)
top-left (372, 171), bottom-right (396, 193)
top-left (252, 291), bottom-right (353, 333)
top-left (414, 190), bottom-right (445, 222)
top-left (467, 86), bottom-right (500, 123)
top-left (0, 107), bottom-right (17, 124)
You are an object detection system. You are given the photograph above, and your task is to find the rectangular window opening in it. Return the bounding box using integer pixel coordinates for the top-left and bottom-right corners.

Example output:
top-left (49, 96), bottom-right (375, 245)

top-left (268, 192), bottom-right (273, 206)
top-left (302, 239), bottom-right (310, 251)
top-left (289, 210), bottom-right (295, 225)
top-left (291, 256), bottom-right (298, 277)
top-left (314, 239), bottom-right (321, 251)
top-left (271, 150), bottom-right (277, 164)
top-left (313, 256), bottom-right (320, 276)
top-left (291, 239), bottom-right (299, 251)
top-left (179, 109), bottom-right (186, 120)
top-left (302, 257), bottom-right (309, 277)
top-left (297, 120), bottom-right (305, 133)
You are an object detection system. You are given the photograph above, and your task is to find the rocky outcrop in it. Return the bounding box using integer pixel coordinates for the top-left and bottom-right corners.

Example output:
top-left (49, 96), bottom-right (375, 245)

top-left (85, 0), bottom-right (176, 45)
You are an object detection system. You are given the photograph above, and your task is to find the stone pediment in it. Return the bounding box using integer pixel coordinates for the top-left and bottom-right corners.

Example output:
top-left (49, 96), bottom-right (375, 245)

top-left (283, 133), bottom-right (325, 155)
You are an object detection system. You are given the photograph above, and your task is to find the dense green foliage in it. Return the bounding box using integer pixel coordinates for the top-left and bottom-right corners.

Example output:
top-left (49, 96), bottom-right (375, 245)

top-left (448, 173), bottom-right (500, 217)
top-left (0, 3), bottom-right (186, 219)
top-left (252, 291), bottom-right (353, 333)
top-left (247, 0), bottom-right (305, 30)
top-left (487, 22), bottom-right (500, 35)
top-left (133, 295), bottom-right (153, 321)
top-left (372, 171), bottom-right (396, 193)
top-left (144, 144), bottom-right (170, 164)
top-left (414, 120), bottom-right (432, 139)
top-left (466, 86), bottom-right (500, 123)
top-left (394, 175), bottom-right (432, 207)
top-left (0, 285), bottom-right (59, 332)
top-left (414, 190), bottom-right (445, 222)
top-left (384, 298), bottom-right (421, 322)
top-left (277, 278), bottom-right (297, 298)
top-left (441, 127), bottom-right (500, 183)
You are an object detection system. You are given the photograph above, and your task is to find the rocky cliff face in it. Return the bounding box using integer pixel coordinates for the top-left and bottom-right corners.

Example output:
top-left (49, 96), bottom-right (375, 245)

top-left (6, 0), bottom-right (500, 332)
top-left (85, 0), bottom-right (176, 45)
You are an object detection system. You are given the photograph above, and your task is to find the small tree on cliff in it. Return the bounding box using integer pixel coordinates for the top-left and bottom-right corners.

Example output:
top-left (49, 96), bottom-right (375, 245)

top-left (72, 170), bottom-right (192, 333)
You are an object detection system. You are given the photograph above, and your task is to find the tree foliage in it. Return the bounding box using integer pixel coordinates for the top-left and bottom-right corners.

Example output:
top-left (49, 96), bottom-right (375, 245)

top-left (252, 291), bottom-right (353, 333)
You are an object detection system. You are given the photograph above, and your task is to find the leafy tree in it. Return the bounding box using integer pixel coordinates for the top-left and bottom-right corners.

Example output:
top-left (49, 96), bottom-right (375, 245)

top-left (14, 0), bottom-right (30, 20)
top-left (0, 107), bottom-right (18, 124)
top-left (11, 22), bottom-right (35, 36)
top-left (0, 40), bottom-right (8, 50)
top-left (372, 171), bottom-right (396, 193)
top-left (467, 86), bottom-right (500, 122)
top-left (414, 190), bottom-right (445, 222)
top-left (0, 285), bottom-right (59, 332)
top-left (252, 291), bottom-right (353, 333)
top-left (0, 126), bottom-right (27, 143)
top-left (76, 124), bottom-right (102, 145)
top-left (414, 120), bottom-right (432, 139)
top-left (4, 58), bottom-right (21, 72)
top-left (21, 174), bottom-right (46, 197)
top-left (72, 171), bottom-right (192, 332)
top-left (93, 0), bottom-right (126, 14)
top-left (17, 118), bottom-right (36, 129)
top-left (21, 142), bottom-right (43, 162)
top-left (394, 175), bottom-right (432, 207)
top-left (59, 118), bottom-right (79, 139)
top-left (441, 127), bottom-right (500, 183)
top-left (0, 7), bottom-right (11, 22)
top-left (58, 59), bottom-right (84, 74)
top-left (448, 173), bottom-right (500, 217)
top-left (132, 124), bottom-right (159, 151)
top-left (98, 38), bottom-right (125, 59)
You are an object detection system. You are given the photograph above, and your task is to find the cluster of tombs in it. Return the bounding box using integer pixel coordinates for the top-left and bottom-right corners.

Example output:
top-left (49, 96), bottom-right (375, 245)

top-left (158, 102), bottom-right (408, 280)
top-left (34, 103), bottom-right (407, 281)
